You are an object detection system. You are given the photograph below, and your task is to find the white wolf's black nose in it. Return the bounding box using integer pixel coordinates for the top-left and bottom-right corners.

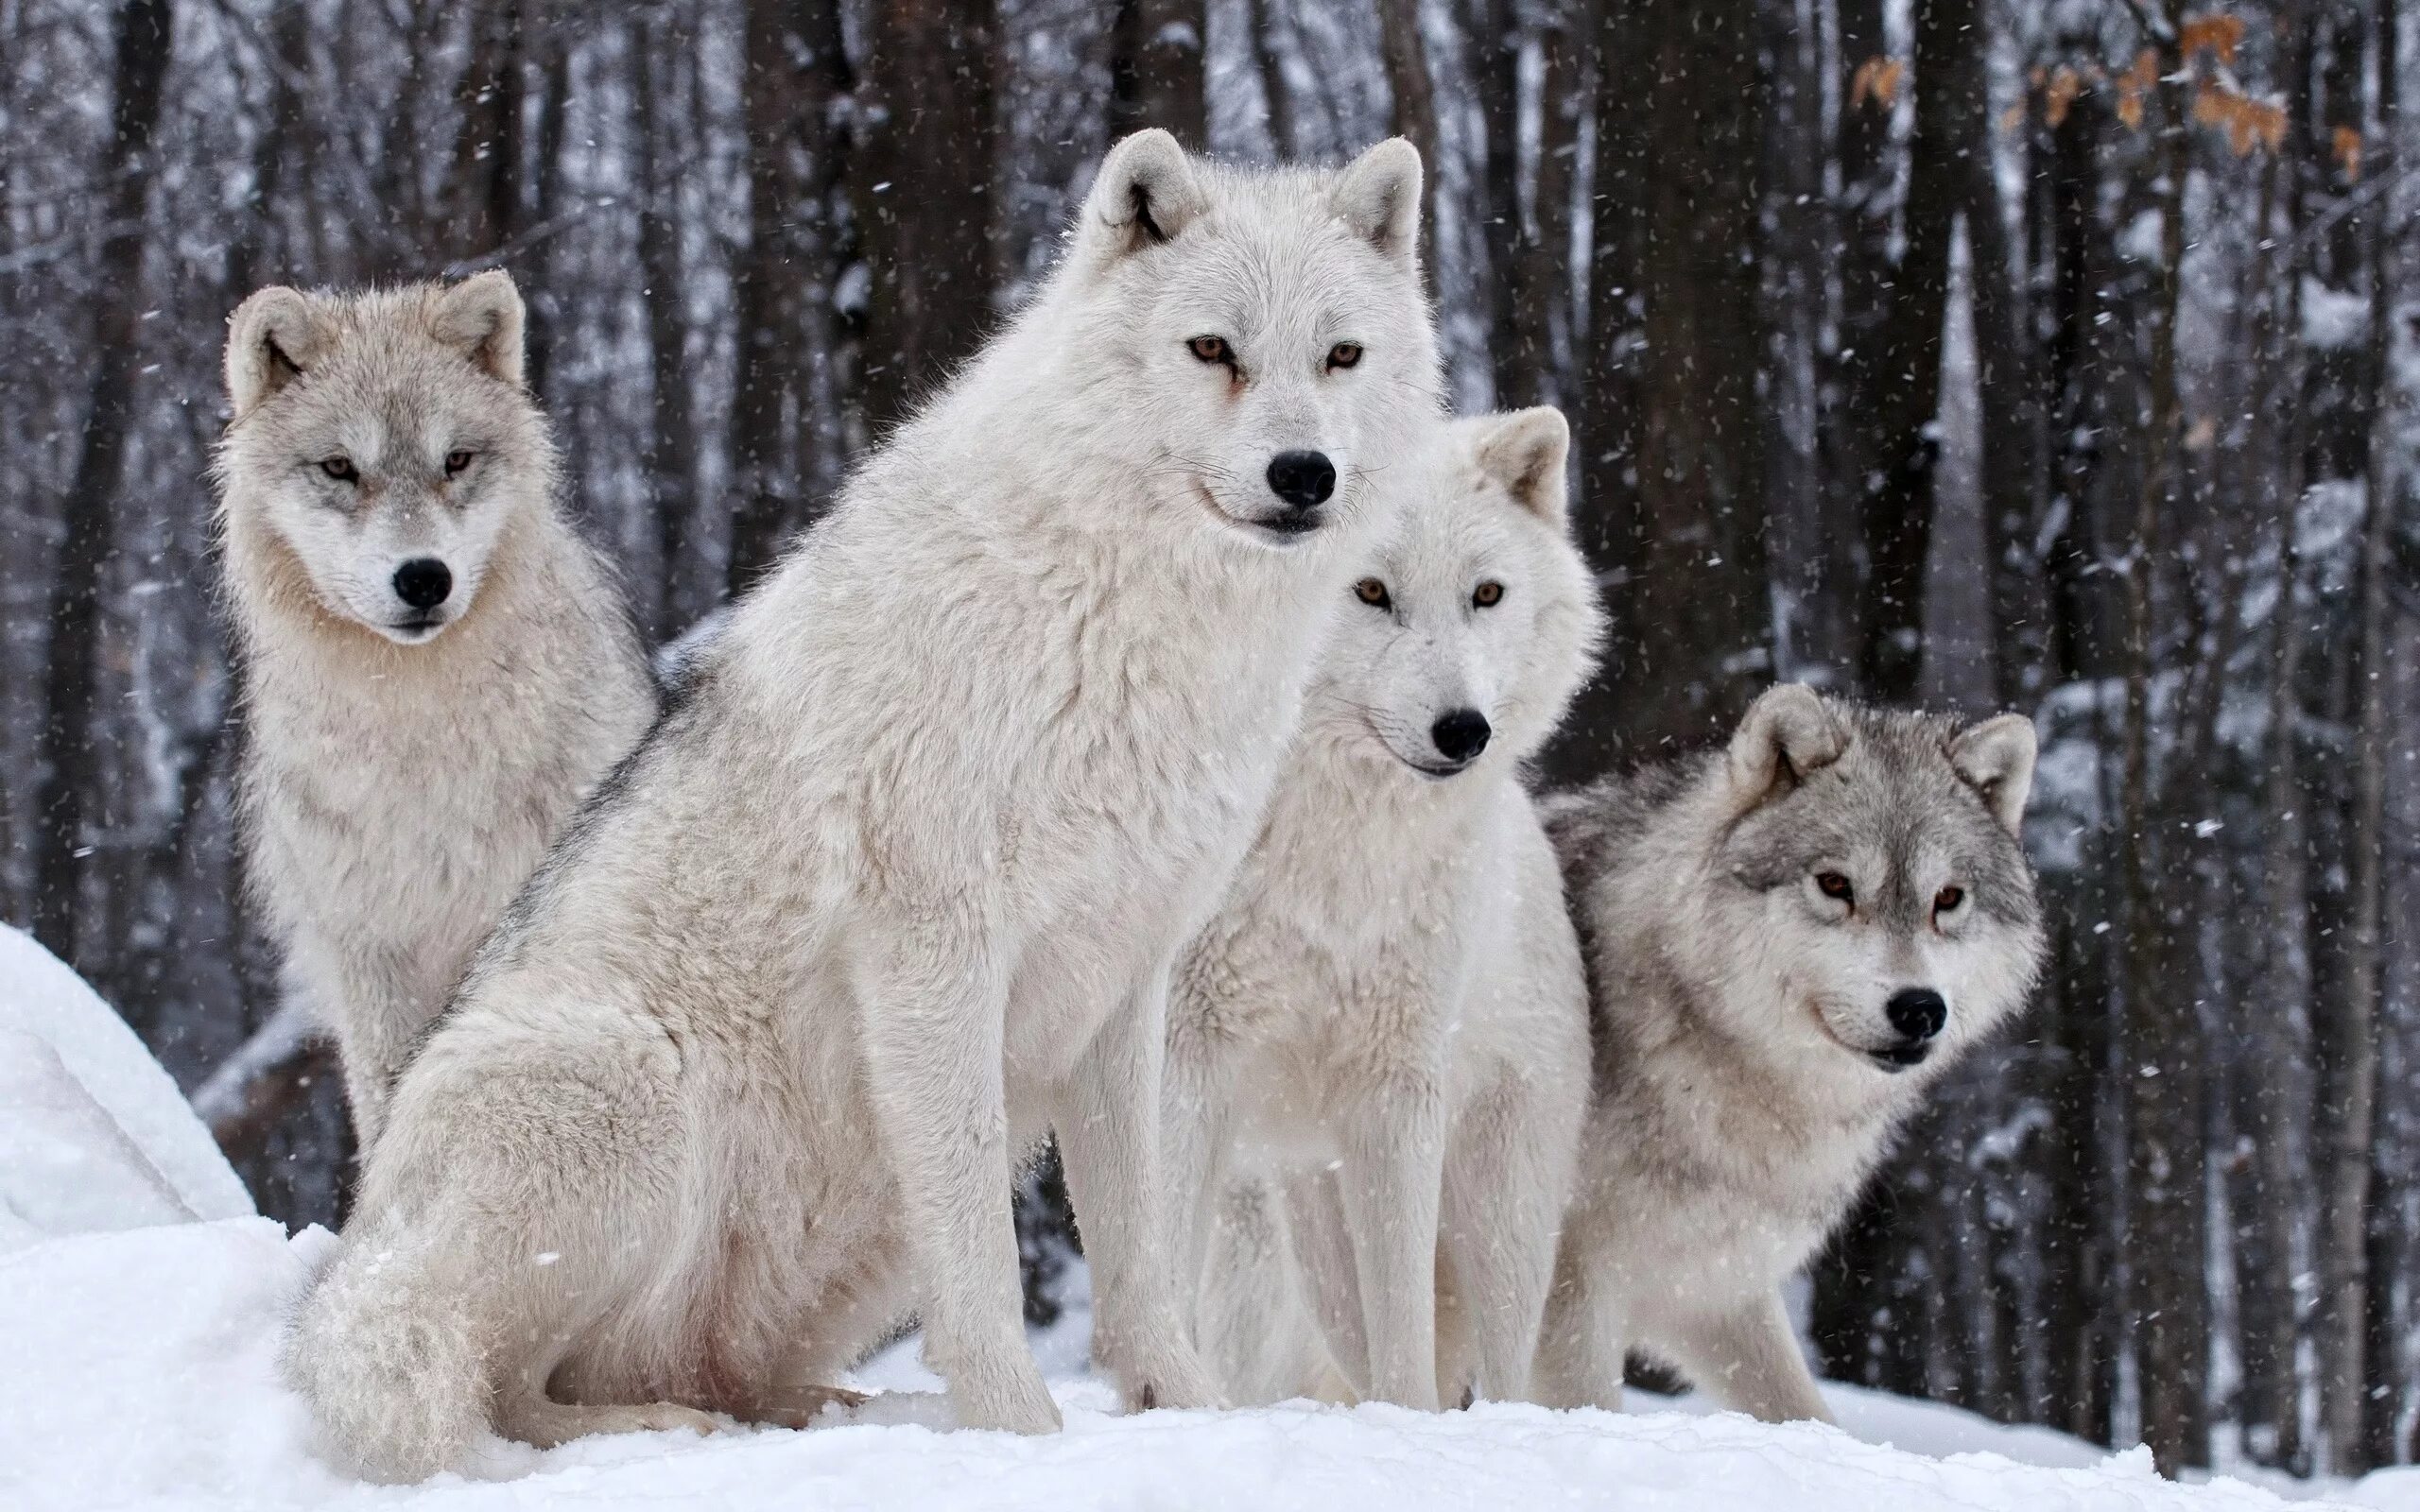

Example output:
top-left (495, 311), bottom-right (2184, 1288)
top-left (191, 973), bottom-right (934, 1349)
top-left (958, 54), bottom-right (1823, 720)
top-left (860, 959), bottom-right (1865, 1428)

top-left (392, 558), bottom-right (453, 610)
top-left (1431, 708), bottom-right (1491, 765)
top-left (1886, 988), bottom-right (1947, 1042)
top-left (1266, 450), bottom-right (1336, 510)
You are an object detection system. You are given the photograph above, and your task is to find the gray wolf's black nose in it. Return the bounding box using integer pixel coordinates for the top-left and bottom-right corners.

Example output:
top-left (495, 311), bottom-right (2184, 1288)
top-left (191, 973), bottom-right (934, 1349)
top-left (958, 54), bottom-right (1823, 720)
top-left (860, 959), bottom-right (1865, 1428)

top-left (1266, 450), bottom-right (1337, 509)
top-left (392, 558), bottom-right (453, 610)
top-left (1431, 709), bottom-right (1492, 765)
top-left (1885, 988), bottom-right (1947, 1042)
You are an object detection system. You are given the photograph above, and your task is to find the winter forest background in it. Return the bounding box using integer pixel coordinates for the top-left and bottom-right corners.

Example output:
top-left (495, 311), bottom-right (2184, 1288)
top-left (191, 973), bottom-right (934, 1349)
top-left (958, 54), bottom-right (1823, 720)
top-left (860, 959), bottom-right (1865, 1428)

top-left (1, 0), bottom-right (2416, 1486)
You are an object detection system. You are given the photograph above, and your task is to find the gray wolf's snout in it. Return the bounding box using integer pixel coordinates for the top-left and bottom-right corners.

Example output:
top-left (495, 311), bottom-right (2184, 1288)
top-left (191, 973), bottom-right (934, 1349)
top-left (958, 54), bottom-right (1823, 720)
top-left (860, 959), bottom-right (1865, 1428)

top-left (392, 558), bottom-right (453, 611)
top-left (1430, 708), bottom-right (1491, 767)
top-left (1265, 450), bottom-right (1337, 515)
top-left (1875, 987), bottom-right (1947, 1071)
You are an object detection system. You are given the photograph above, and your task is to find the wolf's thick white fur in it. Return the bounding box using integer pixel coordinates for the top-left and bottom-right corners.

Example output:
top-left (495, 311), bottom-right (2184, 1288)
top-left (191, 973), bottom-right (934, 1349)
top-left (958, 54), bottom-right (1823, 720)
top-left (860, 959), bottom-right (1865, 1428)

top-left (1534, 686), bottom-right (2046, 1422)
top-left (216, 273), bottom-right (654, 1147)
top-left (1170, 409), bottom-right (1602, 1409)
top-left (285, 132), bottom-right (1443, 1481)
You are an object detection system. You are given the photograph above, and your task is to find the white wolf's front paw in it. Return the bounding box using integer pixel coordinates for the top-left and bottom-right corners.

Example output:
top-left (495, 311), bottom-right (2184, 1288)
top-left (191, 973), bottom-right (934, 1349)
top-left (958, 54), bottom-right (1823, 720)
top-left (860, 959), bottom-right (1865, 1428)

top-left (1118, 1335), bottom-right (1225, 1413)
top-left (949, 1344), bottom-right (1063, 1435)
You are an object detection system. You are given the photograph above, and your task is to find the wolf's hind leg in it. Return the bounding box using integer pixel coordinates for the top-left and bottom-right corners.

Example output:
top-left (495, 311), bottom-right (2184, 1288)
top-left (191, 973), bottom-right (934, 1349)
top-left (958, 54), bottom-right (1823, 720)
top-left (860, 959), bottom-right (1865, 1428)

top-left (1662, 1292), bottom-right (1833, 1424)
top-left (1531, 1228), bottom-right (1628, 1412)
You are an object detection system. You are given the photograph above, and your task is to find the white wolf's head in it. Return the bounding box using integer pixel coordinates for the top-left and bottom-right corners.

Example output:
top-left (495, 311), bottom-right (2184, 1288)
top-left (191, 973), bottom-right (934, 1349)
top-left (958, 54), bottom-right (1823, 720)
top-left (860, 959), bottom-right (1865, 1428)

top-left (1305, 408), bottom-right (1603, 778)
top-left (216, 272), bottom-right (552, 644)
top-left (1051, 129), bottom-right (1442, 548)
top-left (1704, 686), bottom-right (2046, 1093)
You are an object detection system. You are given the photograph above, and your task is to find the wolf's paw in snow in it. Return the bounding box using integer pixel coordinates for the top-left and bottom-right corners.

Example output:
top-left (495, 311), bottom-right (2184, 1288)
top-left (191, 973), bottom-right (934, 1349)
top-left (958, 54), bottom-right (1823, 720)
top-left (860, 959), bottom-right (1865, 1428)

top-left (1117, 1343), bottom-right (1225, 1414)
top-left (732, 1382), bottom-right (871, 1431)
top-left (952, 1360), bottom-right (1064, 1435)
top-left (500, 1399), bottom-right (720, 1451)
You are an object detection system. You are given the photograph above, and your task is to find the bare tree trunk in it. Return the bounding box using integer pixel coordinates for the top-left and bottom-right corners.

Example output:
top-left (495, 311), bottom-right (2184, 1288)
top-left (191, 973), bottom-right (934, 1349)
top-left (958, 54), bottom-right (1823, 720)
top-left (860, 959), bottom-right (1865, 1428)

top-left (1375, 0), bottom-right (1440, 287)
top-left (443, 0), bottom-right (528, 261)
top-left (2121, 10), bottom-right (2208, 1473)
top-left (728, 0), bottom-right (854, 595)
top-left (1247, 0), bottom-right (1296, 157)
top-left (30, 0), bottom-right (173, 970)
top-left (1480, 0), bottom-right (1574, 410)
top-left (1107, 0), bottom-right (1205, 146)
top-left (2322, 0), bottom-right (2398, 1471)
top-left (632, 13), bottom-right (701, 638)
top-left (855, 0), bottom-right (1000, 436)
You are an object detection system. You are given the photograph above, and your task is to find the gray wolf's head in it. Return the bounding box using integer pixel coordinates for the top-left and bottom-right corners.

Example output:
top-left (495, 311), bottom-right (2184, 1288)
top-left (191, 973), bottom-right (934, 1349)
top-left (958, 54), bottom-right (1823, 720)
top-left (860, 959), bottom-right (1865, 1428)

top-left (1309, 407), bottom-right (1603, 779)
top-left (216, 272), bottom-right (551, 644)
top-left (1706, 685), bottom-right (2045, 1089)
top-left (1061, 129), bottom-right (1443, 547)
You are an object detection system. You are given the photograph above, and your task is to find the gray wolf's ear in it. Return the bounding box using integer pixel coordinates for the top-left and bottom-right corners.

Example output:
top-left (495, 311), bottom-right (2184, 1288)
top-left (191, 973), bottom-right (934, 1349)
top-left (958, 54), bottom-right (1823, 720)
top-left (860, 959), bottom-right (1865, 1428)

top-left (1726, 683), bottom-right (1845, 816)
top-left (225, 286), bottom-right (327, 418)
top-left (433, 269), bottom-right (527, 389)
top-left (1080, 129), bottom-right (1211, 266)
top-left (1948, 713), bottom-right (2036, 838)
top-left (1475, 406), bottom-right (1569, 525)
top-left (1330, 138), bottom-right (1423, 275)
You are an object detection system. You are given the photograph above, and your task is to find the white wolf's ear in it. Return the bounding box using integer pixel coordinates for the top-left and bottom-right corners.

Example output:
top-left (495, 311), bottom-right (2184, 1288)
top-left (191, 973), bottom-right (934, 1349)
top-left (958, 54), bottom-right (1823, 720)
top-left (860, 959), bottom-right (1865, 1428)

top-left (1080, 129), bottom-right (1211, 266)
top-left (1949, 713), bottom-right (2037, 838)
top-left (1475, 406), bottom-right (1570, 525)
top-left (1725, 683), bottom-right (1846, 816)
top-left (225, 286), bottom-right (329, 418)
top-left (432, 269), bottom-right (527, 389)
top-left (1330, 138), bottom-right (1423, 275)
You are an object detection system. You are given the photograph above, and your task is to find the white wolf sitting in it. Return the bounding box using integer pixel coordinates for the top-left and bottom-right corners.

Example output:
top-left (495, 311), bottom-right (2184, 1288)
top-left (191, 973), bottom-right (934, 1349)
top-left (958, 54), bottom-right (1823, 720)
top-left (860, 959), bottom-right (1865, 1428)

top-left (1170, 408), bottom-right (1601, 1410)
top-left (285, 131), bottom-right (1443, 1481)
top-left (215, 272), bottom-right (654, 1147)
top-left (1534, 685), bottom-right (2046, 1421)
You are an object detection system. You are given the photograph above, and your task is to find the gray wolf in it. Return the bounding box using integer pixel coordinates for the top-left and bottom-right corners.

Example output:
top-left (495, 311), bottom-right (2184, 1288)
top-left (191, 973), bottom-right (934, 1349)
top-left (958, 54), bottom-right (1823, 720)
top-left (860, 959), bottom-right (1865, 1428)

top-left (285, 130), bottom-right (1443, 1481)
top-left (1170, 407), bottom-right (1601, 1409)
top-left (215, 272), bottom-right (654, 1148)
top-left (1532, 685), bottom-right (2045, 1421)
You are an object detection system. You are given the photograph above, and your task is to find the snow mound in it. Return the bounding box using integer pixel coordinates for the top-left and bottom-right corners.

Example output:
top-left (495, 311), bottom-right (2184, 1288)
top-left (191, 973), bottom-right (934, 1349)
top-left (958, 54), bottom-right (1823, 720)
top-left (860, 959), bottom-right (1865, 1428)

top-left (0, 925), bottom-right (251, 1250)
top-left (0, 1217), bottom-right (2386, 1512)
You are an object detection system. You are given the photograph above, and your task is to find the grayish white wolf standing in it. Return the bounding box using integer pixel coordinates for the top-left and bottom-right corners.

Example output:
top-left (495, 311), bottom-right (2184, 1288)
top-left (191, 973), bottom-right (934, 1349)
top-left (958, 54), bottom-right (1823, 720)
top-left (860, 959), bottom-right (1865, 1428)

top-left (1170, 407), bottom-right (1601, 1410)
top-left (215, 272), bottom-right (655, 1147)
top-left (1534, 685), bottom-right (2045, 1421)
top-left (285, 130), bottom-right (1443, 1481)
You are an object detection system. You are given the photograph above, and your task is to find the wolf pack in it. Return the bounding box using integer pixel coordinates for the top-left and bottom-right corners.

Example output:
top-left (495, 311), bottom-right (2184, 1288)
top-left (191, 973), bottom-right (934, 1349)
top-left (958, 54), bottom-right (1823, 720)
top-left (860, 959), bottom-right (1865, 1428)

top-left (207, 132), bottom-right (2048, 1482)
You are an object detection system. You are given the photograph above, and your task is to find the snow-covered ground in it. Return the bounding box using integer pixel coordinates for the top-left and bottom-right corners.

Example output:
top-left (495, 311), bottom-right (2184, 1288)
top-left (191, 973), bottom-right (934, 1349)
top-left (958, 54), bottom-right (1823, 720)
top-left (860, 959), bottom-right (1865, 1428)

top-left (1, 923), bottom-right (2412, 1511)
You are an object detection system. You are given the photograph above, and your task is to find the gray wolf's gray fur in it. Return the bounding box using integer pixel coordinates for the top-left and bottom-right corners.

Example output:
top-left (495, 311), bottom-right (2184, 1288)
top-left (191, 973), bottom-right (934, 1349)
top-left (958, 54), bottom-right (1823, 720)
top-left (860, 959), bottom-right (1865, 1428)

top-left (1171, 407), bottom-right (1601, 1409)
top-left (285, 131), bottom-right (1443, 1481)
top-left (215, 272), bottom-right (654, 1148)
top-left (1533, 685), bottom-right (2045, 1422)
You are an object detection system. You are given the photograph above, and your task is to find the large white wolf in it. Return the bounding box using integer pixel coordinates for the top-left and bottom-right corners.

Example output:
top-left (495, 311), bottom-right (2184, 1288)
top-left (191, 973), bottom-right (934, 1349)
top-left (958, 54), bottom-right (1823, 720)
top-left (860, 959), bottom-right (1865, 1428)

top-left (285, 131), bottom-right (1443, 1481)
top-left (1534, 686), bottom-right (2046, 1421)
top-left (215, 273), bottom-right (655, 1147)
top-left (1169, 408), bottom-right (1601, 1410)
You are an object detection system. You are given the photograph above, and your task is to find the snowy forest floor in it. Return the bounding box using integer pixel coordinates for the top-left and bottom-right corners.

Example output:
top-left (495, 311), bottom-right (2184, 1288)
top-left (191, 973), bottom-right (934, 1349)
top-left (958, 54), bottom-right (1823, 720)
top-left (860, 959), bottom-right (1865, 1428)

top-left (6, 1217), bottom-right (2416, 1512)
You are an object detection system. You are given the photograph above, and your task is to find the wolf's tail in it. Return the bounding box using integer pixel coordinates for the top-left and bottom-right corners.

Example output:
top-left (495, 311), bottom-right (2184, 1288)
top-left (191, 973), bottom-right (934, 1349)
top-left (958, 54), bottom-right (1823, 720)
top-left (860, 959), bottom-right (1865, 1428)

top-left (283, 1216), bottom-right (490, 1484)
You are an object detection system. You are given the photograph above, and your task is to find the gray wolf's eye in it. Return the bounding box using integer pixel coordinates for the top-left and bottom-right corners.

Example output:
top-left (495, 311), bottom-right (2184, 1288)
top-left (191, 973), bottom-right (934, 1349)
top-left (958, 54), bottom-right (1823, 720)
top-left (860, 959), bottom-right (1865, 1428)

top-left (444, 450), bottom-right (476, 476)
top-left (1934, 885), bottom-right (1964, 915)
top-left (1816, 871), bottom-right (1854, 906)
top-left (1472, 580), bottom-right (1504, 609)
top-left (1354, 577), bottom-right (1392, 610)
top-left (1326, 342), bottom-right (1363, 371)
top-left (320, 456), bottom-right (358, 483)
top-left (1188, 335), bottom-right (1232, 365)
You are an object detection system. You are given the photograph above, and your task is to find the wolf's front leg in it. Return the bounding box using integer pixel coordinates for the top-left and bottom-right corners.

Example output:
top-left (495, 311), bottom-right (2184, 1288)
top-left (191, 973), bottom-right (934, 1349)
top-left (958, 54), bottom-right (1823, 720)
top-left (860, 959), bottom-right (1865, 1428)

top-left (859, 940), bottom-right (1060, 1435)
top-left (1665, 1292), bottom-right (1834, 1425)
top-left (1160, 1002), bottom-right (1238, 1339)
top-left (328, 951), bottom-right (428, 1152)
top-left (1055, 967), bottom-right (1222, 1413)
top-left (1337, 1081), bottom-right (1447, 1409)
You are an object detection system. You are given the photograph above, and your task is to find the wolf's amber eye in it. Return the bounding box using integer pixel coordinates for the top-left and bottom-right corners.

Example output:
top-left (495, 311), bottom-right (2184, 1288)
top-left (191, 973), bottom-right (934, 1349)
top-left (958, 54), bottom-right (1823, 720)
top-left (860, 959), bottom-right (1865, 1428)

top-left (1354, 577), bottom-right (1392, 610)
top-left (1934, 885), bottom-right (1965, 914)
top-left (1472, 580), bottom-right (1504, 608)
top-left (1326, 342), bottom-right (1363, 371)
top-left (319, 457), bottom-right (358, 483)
top-left (1188, 335), bottom-right (1232, 365)
top-left (444, 450), bottom-right (475, 476)
top-left (1816, 871), bottom-right (1854, 905)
